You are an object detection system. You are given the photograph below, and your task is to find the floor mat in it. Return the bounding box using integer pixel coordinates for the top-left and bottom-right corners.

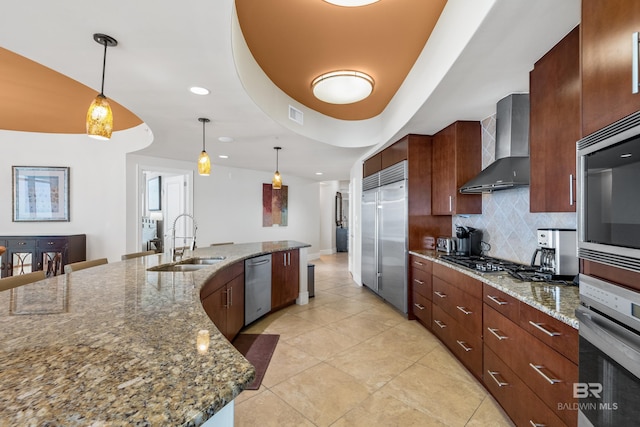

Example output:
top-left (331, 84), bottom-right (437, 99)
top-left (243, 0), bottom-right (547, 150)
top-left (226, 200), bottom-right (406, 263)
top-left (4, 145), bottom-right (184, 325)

top-left (232, 333), bottom-right (280, 390)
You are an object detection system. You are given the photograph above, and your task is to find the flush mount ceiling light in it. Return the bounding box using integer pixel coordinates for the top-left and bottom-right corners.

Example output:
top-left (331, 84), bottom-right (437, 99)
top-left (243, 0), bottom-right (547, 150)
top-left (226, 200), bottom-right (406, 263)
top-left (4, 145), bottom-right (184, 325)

top-left (197, 118), bottom-right (211, 176)
top-left (87, 33), bottom-right (118, 140)
top-left (311, 70), bottom-right (374, 104)
top-left (272, 147), bottom-right (282, 189)
top-left (323, 0), bottom-right (380, 6)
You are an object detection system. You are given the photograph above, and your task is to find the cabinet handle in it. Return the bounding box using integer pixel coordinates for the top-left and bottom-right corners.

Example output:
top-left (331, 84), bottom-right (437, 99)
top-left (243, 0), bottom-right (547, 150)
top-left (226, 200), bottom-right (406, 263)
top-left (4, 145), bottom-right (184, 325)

top-left (223, 290), bottom-right (229, 308)
top-left (487, 370), bottom-right (509, 387)
top-left (633, 32), bottom-right (640, 94)
top-left (487, 295), bottom-right (507, 306)
top-left (18, 242), bottom-right (26, 246)
top-left (529, 421), bottom-right (547, 427)
top-left (487, 327), bottom-right (508, 341)
top-left (456, 340), bottom-right (472, 352)
top-left (456, 305), bottom-right (472, 315)
top-left (528, 363), bottom-right (562, 385)
top-left (288, 252), bottom-right (291, 266)
top-left (449, 195), bottom-right (453, 212)
top-left (414, 279), bottom-right (424, 285)
top-left (528, 321), bottom-right (561, 337)
top-left (47, 241), bottom-right (55, 245)
top-left (434, 319), bottom-right (447, 329)
top-left (414, 303), bottom-right (425, 310)
top-left (434, 291), bottom-right (447, 298)
top-left (229, 287), bottom-right (233, 307)
top-left (283, 254), bottom-right (286, 267)
top-left (569, 174), bottom-right (574, 206)
top-left (413, 261), bottom-right (424, 267)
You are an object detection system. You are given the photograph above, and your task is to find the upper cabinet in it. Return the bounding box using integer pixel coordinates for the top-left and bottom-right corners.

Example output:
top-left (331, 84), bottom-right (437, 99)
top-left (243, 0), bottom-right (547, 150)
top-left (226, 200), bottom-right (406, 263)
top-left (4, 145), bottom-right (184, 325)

top-left (582, 0), bottom-right (640, 136)
top-left (529, 26), bottom-right (580, 213)
top-left (431, 121), bottom-right (482, 215)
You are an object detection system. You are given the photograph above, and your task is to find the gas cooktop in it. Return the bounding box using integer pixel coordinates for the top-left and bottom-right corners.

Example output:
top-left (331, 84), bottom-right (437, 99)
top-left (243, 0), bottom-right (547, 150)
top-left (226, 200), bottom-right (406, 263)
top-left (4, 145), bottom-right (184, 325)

top-left (439, 254), bottom-right (576, 285)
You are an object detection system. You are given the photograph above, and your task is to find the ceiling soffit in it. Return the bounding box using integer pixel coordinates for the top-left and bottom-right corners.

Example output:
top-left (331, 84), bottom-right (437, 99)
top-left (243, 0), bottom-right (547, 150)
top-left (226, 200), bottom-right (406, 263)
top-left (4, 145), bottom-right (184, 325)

top-left (235, 0), bottom-right (447, 121)
top-left (0, 48), bottom-right (142, 134)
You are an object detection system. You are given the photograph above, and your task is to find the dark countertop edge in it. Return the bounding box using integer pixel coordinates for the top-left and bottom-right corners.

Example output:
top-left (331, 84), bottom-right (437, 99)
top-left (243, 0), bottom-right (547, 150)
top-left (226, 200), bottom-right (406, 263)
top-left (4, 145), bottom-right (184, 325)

top-left (409, 250), bottom-right (579, 329)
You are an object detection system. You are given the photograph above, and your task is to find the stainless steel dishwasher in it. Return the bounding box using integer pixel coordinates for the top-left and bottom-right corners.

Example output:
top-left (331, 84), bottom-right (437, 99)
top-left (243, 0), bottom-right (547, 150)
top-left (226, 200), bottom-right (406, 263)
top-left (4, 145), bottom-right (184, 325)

top-left (244, 254), bottom-right (272, 325)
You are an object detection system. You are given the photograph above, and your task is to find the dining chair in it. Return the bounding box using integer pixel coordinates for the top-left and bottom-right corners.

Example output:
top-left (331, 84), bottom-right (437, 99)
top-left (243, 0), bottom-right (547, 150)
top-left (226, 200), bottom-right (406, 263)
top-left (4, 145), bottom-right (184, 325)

top-left (0, 270), bottom-right (46, 292)
top-left (64, 258), bottom-right (108, 274)
top-left (121, 250), bottom-right (156, 260)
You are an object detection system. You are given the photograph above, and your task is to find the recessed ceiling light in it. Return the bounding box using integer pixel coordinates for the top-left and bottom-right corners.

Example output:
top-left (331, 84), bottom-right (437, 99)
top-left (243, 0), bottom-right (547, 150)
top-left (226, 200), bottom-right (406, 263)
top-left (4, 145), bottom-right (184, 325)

top-left (315, 172), bottom-right (323, 175)
top-left (218, 155), bottom-right (229, 159)
top-left (621, 153), bottom-right (632, 158)
top-left (218, 136), bottom-right (234, 143)
top-left (312, 70), bottom-right (374, 104)
top-left (189, 86), bottom-right (210, 95)
top-left (323, 0), bottom-right (379, 6)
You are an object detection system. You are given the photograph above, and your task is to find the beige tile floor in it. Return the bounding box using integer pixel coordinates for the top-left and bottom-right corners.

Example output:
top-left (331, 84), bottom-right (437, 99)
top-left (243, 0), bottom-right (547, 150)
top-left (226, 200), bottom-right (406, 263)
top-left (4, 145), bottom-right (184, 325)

top-left (235, 253), bottom-right (515, 427)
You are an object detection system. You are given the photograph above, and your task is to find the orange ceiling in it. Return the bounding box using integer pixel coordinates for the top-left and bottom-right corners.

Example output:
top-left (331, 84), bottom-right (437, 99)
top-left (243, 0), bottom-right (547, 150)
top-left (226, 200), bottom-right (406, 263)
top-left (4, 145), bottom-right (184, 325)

top-left (0, 47), bottom-right (142, 134)
top-left (235, 0), bottom-right (447, 120)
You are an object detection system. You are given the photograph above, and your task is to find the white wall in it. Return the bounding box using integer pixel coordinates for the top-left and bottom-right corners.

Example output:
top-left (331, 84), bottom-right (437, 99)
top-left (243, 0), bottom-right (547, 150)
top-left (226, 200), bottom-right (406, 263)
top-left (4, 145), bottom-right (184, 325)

top-left (126, 154), bottom-right (322, 259)
top-left (0, 126), bottom-right (151, 262)
top-left (319, 181), bottom-right (339, 255)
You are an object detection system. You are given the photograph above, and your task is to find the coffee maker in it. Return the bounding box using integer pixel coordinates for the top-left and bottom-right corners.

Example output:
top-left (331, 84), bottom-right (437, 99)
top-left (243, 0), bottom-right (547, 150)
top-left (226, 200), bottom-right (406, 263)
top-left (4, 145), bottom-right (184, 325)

top-left (531, 228), bottom-right (578, 279)
top-left (455, 225), bottom-right (483, 256)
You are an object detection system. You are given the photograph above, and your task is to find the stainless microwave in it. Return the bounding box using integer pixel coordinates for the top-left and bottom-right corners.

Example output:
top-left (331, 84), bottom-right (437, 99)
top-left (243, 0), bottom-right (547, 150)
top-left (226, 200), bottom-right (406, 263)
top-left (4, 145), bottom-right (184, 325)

top-left (577, 110), bottom-right (640, 273)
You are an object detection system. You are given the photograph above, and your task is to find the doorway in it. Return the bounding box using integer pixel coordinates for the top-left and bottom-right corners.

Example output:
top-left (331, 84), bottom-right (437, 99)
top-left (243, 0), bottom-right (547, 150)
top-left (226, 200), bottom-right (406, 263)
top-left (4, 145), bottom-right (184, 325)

top-left (137, 166), bottom-right (193, 254)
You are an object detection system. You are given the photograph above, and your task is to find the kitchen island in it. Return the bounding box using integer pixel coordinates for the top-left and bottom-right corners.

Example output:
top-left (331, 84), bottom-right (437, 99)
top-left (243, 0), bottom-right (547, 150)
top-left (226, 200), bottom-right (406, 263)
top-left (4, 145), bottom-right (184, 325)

top-left (0, 241), bottom-right (310, 426)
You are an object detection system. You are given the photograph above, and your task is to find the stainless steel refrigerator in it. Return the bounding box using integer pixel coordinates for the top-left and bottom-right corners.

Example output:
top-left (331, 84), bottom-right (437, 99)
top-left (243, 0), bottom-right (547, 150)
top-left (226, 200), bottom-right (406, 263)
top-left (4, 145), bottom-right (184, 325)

top-left (361, 161), bottom-right (408, 314)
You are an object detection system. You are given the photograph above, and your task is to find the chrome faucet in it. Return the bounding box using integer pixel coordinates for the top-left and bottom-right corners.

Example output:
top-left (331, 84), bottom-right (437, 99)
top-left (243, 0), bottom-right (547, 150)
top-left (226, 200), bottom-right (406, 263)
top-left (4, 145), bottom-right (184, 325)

top-left (171, 213), bottom-right (198, 261)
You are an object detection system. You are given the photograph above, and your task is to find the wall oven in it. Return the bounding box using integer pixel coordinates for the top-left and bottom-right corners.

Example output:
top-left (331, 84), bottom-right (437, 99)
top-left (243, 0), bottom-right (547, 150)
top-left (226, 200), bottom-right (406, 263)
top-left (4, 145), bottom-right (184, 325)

top-left (577, 110), bottom-right (640, 272)
top-left (576, 274), bottom-right (640, 426)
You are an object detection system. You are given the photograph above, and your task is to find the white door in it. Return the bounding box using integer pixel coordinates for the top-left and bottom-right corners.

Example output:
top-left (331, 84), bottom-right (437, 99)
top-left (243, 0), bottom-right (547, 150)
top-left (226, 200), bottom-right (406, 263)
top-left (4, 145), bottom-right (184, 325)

top-left (164, 175), bottom-right (186, 252)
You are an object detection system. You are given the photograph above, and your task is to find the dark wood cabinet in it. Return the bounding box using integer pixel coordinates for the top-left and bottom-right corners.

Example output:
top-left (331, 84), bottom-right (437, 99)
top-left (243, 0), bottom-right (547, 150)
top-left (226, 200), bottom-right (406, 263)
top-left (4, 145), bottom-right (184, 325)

top-left (431, 121), bottom-right (482, 215)
top-left (272, 249), bottom-right (299, 310)
top-left (582, 0), bottom-right (640, 136)
top-left (483, 285), bottom-right (578, 426)
top-left (409, 255), bottom-right (432, 327)
top-left (0, 235), bottom-right (86, 278)
top-left (200, 261), bottom-right (245, 342)
top-left (363, 152), bottom-right (382, 177)
top-left (431, 262), bottom-right (483, 379)
top-left (529, 26), bottom-right (580, 212)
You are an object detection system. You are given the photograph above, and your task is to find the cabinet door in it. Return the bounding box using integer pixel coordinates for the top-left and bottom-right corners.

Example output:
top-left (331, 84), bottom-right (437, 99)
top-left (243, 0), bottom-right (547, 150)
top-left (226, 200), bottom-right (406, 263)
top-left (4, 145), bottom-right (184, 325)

top-left (201, 286), bottom-right (227, 338)
top-left (530, 26), bottom-right (580, 212)
top-left (226, 275), bottom-right (245, 342)
top-left (38, 238), bottom-right (67, 277)
top-left (6, 238), bottom-right (37, 276)
top-left (285, 249), bottom-right (299, 302)
top-left (582, 0), bottom-right (640, 136)
top-left (272, 250), bottom-right (298, 309)
top-left (432, 125), bottom-right (456, 215)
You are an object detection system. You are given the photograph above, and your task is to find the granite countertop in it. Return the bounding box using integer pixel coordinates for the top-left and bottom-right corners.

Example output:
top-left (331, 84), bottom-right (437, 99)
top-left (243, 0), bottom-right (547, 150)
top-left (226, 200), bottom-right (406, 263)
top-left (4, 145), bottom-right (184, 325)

top-left (0, 240), bottom-right (310, 426)
top-left (409, 250), bottom-right (580, 329)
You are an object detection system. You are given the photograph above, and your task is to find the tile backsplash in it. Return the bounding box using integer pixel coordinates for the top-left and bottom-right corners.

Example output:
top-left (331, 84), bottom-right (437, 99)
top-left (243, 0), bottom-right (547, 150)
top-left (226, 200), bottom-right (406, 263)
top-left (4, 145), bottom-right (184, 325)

top-left (453, 115), bottom-right (577, 264)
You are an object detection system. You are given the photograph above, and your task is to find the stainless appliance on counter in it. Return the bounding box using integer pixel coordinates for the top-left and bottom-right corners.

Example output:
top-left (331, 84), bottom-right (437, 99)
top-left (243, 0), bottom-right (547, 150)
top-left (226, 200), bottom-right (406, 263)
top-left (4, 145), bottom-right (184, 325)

top-left (576, 274), bottom-right (640, 426)
top-left (578, 110), bottom-right (640, 273)
top-left (531, 228), bottom-right (578, 279)
top-left (244, 254), bottom-right (272, 325)
top-left (455, 225), bottom-right (483, 256)
top-left (361, 161), bottom-right (408, 314)
top-left (436, 237), bottom-right (456, 255)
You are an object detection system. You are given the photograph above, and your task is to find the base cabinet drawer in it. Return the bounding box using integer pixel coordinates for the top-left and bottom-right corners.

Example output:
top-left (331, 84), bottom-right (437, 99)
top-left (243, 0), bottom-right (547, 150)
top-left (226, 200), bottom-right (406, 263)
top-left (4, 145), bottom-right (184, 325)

top-left (432, 304), bottom-right (482, 379)
top-left (412, 291), bottom-right (431, 327)
top-left (432, 277), bottom-right (482, 336)
top-left (411, 267), bottom-right (432, 300)
top-left (484, 344), bottom-right (568, 427)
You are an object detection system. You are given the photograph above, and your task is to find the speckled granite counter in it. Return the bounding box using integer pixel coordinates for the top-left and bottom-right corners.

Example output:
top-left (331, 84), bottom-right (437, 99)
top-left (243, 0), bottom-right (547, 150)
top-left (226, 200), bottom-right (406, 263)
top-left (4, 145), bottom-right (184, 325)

top-left (0, 240), bottom-right (310, 426)
top-left (409, 250), bottom-right (580, 329)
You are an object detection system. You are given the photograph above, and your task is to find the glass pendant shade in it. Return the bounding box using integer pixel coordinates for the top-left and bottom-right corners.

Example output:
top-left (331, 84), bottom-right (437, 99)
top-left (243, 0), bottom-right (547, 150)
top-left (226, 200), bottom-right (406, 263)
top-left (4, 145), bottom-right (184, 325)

top-left (272, 171), bottom-right (282, 189)
top-left (86, 94), bottom-right (113, 140)
top-left (198, 150), bottom-right (211, 176)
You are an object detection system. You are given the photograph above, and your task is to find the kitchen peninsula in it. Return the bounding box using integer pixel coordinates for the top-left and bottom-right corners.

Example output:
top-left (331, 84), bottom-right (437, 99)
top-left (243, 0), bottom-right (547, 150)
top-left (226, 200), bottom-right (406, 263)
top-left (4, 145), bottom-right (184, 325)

top-left (0, 241), bottom-right (310, 426)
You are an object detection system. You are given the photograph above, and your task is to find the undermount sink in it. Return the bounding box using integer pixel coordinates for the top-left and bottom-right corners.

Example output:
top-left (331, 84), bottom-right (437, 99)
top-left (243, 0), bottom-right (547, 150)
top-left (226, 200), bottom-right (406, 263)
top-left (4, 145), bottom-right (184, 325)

top-left (179, 256), bottom-right (226, 265)
top-left (148, 256), bottom-right (226, 272)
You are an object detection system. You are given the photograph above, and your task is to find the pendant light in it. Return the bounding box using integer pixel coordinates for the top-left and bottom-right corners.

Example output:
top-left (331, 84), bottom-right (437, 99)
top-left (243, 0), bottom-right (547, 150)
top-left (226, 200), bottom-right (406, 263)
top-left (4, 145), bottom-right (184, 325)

top-left (87, 33), bottom-right (118, 140)
top-left (272, 147), bottom-right (282, 189)
top-left (198, 118), bottom-right (211, 176)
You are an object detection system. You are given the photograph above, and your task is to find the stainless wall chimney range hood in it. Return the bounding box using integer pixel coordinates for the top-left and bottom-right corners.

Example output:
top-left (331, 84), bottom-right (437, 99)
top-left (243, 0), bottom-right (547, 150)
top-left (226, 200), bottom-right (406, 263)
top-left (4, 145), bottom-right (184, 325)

top-left (459, 93), bottom-right (530, 194)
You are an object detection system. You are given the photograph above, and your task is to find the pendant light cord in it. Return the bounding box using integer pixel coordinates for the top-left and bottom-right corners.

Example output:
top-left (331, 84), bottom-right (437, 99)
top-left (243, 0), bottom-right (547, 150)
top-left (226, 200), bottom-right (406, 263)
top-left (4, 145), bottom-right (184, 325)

top-left (202, 120), bottom-right (206, 151)
top-left (276, 148), bottom-right (279, 170)
top-left (100, 40), bottom-right (107, 96)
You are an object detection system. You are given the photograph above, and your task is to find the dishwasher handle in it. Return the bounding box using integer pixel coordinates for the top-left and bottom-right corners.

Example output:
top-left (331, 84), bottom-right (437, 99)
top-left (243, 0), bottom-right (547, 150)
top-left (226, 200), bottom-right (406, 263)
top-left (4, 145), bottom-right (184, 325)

top-left (247, 259), bottom-right (270, 267)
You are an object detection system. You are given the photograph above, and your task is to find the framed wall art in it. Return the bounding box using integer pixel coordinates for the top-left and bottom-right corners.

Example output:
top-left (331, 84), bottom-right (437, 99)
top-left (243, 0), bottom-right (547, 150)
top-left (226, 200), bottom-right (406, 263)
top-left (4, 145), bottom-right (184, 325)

top-left (147, 176), bottom-right (161, 211)
top-left (262, 183), bottom-right (288, 227)
top-left (12, 166), bottom-right (70, 222)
